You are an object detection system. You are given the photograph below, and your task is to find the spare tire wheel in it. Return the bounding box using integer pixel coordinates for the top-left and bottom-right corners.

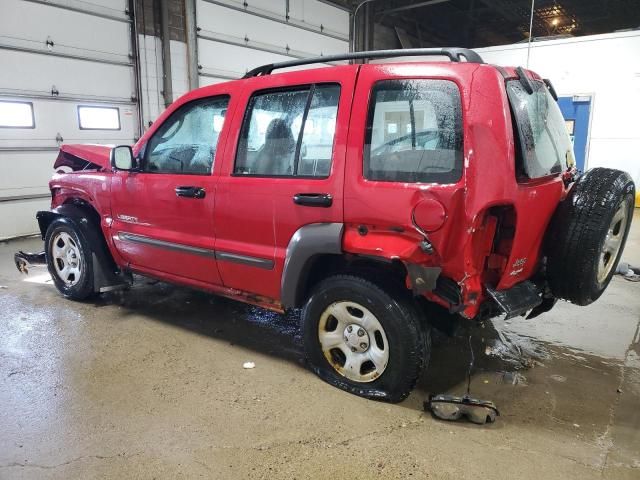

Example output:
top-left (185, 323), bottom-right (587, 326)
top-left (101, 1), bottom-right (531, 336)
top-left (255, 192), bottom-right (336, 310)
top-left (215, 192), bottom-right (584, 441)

top-left (546, 168), bottom-right (635, 306)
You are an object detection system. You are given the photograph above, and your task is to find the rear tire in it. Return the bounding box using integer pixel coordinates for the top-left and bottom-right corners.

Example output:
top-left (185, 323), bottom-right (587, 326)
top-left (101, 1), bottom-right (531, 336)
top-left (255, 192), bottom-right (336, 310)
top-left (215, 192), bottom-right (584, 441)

top-left (546, 168), bottom-right (635, 305)
top-left (302, 275), bottom-right (429, 403)
top-left (45, 217), bottom-right (95, 300)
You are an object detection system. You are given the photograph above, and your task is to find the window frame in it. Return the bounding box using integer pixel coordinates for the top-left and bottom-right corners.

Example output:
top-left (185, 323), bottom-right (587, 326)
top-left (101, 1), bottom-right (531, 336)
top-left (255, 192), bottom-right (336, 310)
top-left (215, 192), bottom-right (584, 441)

top-left (0, 100), bottom-right (35, 129)
top-left (77, 105), bottom-right (121, 131)
top-left (232, 82), bottom-right (341, 180)
top-left (141, 94), bottom-right (230, 176)
top-left (363, 79), bottom-right (464, 185)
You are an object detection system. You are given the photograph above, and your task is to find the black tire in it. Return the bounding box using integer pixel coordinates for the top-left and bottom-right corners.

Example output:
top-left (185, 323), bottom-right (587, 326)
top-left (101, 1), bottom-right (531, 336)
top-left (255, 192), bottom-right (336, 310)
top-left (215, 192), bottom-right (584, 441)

top-left (301, 275), bottom-right (429, 403)
top-left (45, 217), bottom-right (95, 300)
top-left (546, 168), bottom-right (635, 305)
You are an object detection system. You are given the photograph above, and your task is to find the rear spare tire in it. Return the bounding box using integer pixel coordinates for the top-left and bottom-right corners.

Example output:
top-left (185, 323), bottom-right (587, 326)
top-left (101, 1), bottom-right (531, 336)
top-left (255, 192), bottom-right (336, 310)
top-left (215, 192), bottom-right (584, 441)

top-left (546, 168), bottom-right (635, 305)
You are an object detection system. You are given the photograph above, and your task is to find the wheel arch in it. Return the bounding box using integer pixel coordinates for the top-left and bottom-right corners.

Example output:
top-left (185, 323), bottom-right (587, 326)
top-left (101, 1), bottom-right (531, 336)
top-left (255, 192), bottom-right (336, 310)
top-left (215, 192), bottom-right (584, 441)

top-left (281, 223), bottom-right (411, 309)
top-left (38, 200), bottom-right (127, 292)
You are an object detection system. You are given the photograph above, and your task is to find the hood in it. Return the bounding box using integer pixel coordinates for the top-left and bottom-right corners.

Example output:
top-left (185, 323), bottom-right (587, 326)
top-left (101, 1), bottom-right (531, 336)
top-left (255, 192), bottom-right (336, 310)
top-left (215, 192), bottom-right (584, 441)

top-left (53, 144), bottom-right (113, 172)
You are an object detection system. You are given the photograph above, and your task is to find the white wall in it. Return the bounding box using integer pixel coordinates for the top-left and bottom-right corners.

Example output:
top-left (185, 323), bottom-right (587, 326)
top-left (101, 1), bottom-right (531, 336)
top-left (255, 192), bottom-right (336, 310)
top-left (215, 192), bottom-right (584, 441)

top-left (476, 31), bottom-right (640, 188)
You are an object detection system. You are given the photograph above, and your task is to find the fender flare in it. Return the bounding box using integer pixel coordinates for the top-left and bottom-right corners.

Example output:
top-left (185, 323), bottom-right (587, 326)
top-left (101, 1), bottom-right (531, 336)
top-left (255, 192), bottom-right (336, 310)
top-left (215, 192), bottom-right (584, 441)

top-left (37, 205), bottom-right (127, 292)
top-left (281, 223), bottom-right (343, 309)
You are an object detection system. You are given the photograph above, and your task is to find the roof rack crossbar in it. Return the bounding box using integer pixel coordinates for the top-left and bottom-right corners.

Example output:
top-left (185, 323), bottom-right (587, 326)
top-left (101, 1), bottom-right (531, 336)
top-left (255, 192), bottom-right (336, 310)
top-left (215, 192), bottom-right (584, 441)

top-left (242, 47), bottom-right (484, 78)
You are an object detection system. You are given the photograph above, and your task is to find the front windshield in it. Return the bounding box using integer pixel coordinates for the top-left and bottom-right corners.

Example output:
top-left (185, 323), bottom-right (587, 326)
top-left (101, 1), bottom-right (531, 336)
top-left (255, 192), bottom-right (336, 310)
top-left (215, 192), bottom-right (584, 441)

top-left (507, 79), bottom-right (575, 179)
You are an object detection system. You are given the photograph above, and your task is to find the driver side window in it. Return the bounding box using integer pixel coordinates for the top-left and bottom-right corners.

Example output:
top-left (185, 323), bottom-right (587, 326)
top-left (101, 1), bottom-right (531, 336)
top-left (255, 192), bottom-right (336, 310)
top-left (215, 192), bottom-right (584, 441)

top-left (144, 95), bottom-right (229, 175)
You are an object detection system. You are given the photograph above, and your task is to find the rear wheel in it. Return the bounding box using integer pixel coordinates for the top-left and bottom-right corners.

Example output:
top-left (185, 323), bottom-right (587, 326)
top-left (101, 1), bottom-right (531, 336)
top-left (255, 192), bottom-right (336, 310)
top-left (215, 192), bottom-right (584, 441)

top-left (45, 217), bottom-right (95, 300)
top-left (302, 275), bottom-right (429, 403)
top-left (546, 168), bottom-right (635, 305)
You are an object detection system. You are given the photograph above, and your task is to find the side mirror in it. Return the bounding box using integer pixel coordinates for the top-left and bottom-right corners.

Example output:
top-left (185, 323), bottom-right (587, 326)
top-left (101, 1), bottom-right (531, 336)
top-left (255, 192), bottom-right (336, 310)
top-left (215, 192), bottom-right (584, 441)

top-left (110, 145), bottom-right (137, 171)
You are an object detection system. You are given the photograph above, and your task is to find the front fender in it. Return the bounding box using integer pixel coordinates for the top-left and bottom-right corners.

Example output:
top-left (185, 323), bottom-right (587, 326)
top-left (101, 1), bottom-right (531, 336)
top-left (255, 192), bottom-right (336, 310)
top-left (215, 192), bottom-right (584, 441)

top-left (37, 204), bottom-right (128, 292)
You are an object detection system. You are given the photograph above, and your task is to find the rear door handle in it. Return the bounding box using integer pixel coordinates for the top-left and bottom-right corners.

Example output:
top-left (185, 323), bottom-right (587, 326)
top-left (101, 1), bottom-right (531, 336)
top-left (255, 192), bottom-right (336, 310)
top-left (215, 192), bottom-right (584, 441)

top-left (175, 186), bottom-right (206, 199)
top-left (293, 193), bottom-right (332, 208)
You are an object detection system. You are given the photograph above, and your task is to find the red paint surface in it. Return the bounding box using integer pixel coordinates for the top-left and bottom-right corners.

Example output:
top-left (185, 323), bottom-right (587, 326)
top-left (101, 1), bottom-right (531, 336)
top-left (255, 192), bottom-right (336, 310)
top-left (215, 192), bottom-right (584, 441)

top-left (45, 61), bottom-right (567, 318)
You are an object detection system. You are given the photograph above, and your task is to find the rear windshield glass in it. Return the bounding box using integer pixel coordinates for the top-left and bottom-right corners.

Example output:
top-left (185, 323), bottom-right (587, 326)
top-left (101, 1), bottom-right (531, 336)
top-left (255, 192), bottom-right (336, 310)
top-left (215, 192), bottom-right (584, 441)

top-left (364, 79), bottom-right (463, 184)
top-left (507, 79), bottom-right (574, 179)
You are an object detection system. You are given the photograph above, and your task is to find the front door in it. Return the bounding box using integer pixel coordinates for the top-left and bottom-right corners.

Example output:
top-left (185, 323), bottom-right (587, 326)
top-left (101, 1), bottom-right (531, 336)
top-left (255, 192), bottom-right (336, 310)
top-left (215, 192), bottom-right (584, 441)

top-left (214, 67), bottom-right (357, 301)
top-left (558, 95), bottom-right (592, 171)
top-left (110, 95), bottom-right (231, 285)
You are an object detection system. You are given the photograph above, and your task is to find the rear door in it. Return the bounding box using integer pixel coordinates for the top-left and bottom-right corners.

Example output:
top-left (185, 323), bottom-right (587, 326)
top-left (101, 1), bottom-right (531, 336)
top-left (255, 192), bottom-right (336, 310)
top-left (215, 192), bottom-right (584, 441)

top-left (214, 67), bottom-right (357, 300)
top-left (110, 94), bottom-right (232, 285)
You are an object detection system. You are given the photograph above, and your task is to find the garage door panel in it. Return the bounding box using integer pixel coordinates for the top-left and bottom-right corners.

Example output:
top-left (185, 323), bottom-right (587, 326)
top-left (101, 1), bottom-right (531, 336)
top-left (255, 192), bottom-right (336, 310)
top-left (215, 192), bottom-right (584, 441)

top-left (0, 197), bottom-right (51, 239)
top-left (0, 100), bottom-right (136, 146)
top-left (0, 151), bottom-right (58, 198)
top-left (2, 0), bottom-right (131, 61)
top-left (37, 0), bottom-right (129, 14)
top-left (198, 76), bottom-right (231, 87)
top-left (205, 0), bottom-right (348, 39)
top-left (289, 0), bottom-right (349, 36)
top-left (197, 2), bottom-right (348, 56)
top-left (0, 50), bottom-right (134, 99)
top-left (197, 40), bottom-right (295, 77)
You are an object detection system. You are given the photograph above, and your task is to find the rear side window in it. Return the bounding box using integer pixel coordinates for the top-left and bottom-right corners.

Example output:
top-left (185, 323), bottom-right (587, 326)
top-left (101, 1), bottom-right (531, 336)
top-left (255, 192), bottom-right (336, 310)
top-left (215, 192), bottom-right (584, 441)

top-left (364, 79), bottom-right (463, 184)
top-left (507, 80), bottom-right (573, 179)
top-left (144, 95), bottom-right (229, 175)
top-left (235, 84), bottom-right (340, 177)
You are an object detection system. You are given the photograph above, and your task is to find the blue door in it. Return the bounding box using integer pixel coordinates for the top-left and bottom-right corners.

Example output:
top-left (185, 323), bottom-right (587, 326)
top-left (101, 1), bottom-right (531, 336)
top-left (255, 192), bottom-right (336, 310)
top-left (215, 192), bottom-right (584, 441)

top-left (558, 96), bottom-right (591, 172)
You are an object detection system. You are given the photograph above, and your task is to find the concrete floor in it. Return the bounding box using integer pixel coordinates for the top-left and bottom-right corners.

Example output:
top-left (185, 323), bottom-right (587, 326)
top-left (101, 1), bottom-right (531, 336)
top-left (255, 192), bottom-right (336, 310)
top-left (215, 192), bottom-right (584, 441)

top-left (1, 212), bottom-right (639, 479)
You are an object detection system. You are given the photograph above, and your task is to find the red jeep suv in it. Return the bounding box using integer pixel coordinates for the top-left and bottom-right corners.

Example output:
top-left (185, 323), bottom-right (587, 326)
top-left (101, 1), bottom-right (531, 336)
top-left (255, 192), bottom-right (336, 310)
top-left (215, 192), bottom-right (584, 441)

top-left (31, 48), bottom-right (635, 402)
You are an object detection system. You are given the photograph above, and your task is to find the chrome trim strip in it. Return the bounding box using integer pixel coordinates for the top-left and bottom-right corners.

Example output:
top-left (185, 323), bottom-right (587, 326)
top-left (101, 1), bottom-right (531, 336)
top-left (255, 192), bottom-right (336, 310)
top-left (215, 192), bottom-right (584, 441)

top-left (117, 232), bottom-right (274, 269)
top-left (117, 232), bottom-right (216, 258)
top-left (215, 251), bottom-right (274, 270)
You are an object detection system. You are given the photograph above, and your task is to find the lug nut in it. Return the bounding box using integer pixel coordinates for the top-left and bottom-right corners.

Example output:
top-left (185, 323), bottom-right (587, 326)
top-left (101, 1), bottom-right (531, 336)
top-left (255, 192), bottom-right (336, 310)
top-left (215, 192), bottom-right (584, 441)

top-left (357, 328), bottom-right (365, 337)
top-left (360, 343), bottom-right (367, 349)
top-left (351, 347), bottom-right (357, 352)
top-left (344, 336), bottom-right (348, 342)
top-left (347, 325), bottom-right (353, 333)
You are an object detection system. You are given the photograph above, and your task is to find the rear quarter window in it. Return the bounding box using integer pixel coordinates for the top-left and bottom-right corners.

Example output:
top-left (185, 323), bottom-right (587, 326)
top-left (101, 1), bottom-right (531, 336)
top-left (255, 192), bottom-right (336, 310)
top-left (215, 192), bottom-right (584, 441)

top-left (507, 80), bottom-right (574, 179)
top-left (364, 79), bottom-right (463, 184)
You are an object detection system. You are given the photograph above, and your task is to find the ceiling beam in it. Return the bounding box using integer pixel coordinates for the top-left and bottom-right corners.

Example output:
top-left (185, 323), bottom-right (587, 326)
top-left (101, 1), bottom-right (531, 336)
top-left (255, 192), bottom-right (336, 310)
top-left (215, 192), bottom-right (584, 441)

top-left (378, 0), bottom-right (451, 16)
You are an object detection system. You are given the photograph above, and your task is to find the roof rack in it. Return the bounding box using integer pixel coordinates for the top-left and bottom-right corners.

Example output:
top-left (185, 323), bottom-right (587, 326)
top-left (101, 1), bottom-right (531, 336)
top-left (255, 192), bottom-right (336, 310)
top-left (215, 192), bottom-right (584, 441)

top-left (242, 48), bottom-right (484, 78)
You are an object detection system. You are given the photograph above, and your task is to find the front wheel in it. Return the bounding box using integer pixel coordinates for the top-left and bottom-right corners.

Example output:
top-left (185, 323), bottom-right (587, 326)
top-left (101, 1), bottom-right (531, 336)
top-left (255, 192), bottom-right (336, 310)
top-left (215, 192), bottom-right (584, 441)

top-left (45, 217), bottom-right (95, 300)
top-left (302, 275), bottom-right (429, 403)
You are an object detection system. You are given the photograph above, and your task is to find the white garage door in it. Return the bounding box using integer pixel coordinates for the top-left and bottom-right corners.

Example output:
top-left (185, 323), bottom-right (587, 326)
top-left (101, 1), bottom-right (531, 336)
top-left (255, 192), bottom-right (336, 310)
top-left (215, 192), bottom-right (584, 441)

top-left (0, 0), bottom-right (140, 239)
top-left (196, 0), bottom-right (350, 85)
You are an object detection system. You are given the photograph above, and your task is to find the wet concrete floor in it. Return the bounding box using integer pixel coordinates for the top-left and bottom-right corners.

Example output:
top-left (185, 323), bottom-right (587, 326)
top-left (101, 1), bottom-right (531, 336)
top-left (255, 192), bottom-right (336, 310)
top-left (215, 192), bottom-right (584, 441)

top-left (1, 212), bottom-right (639, 479)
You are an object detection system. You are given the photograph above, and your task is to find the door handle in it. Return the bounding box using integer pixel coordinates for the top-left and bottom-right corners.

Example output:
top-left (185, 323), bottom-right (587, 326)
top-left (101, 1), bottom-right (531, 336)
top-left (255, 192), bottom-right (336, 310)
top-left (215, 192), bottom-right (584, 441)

top-left (175, 186), bottom-right (206, 199)
top-left (293, 193), bottom-right (332, 208)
